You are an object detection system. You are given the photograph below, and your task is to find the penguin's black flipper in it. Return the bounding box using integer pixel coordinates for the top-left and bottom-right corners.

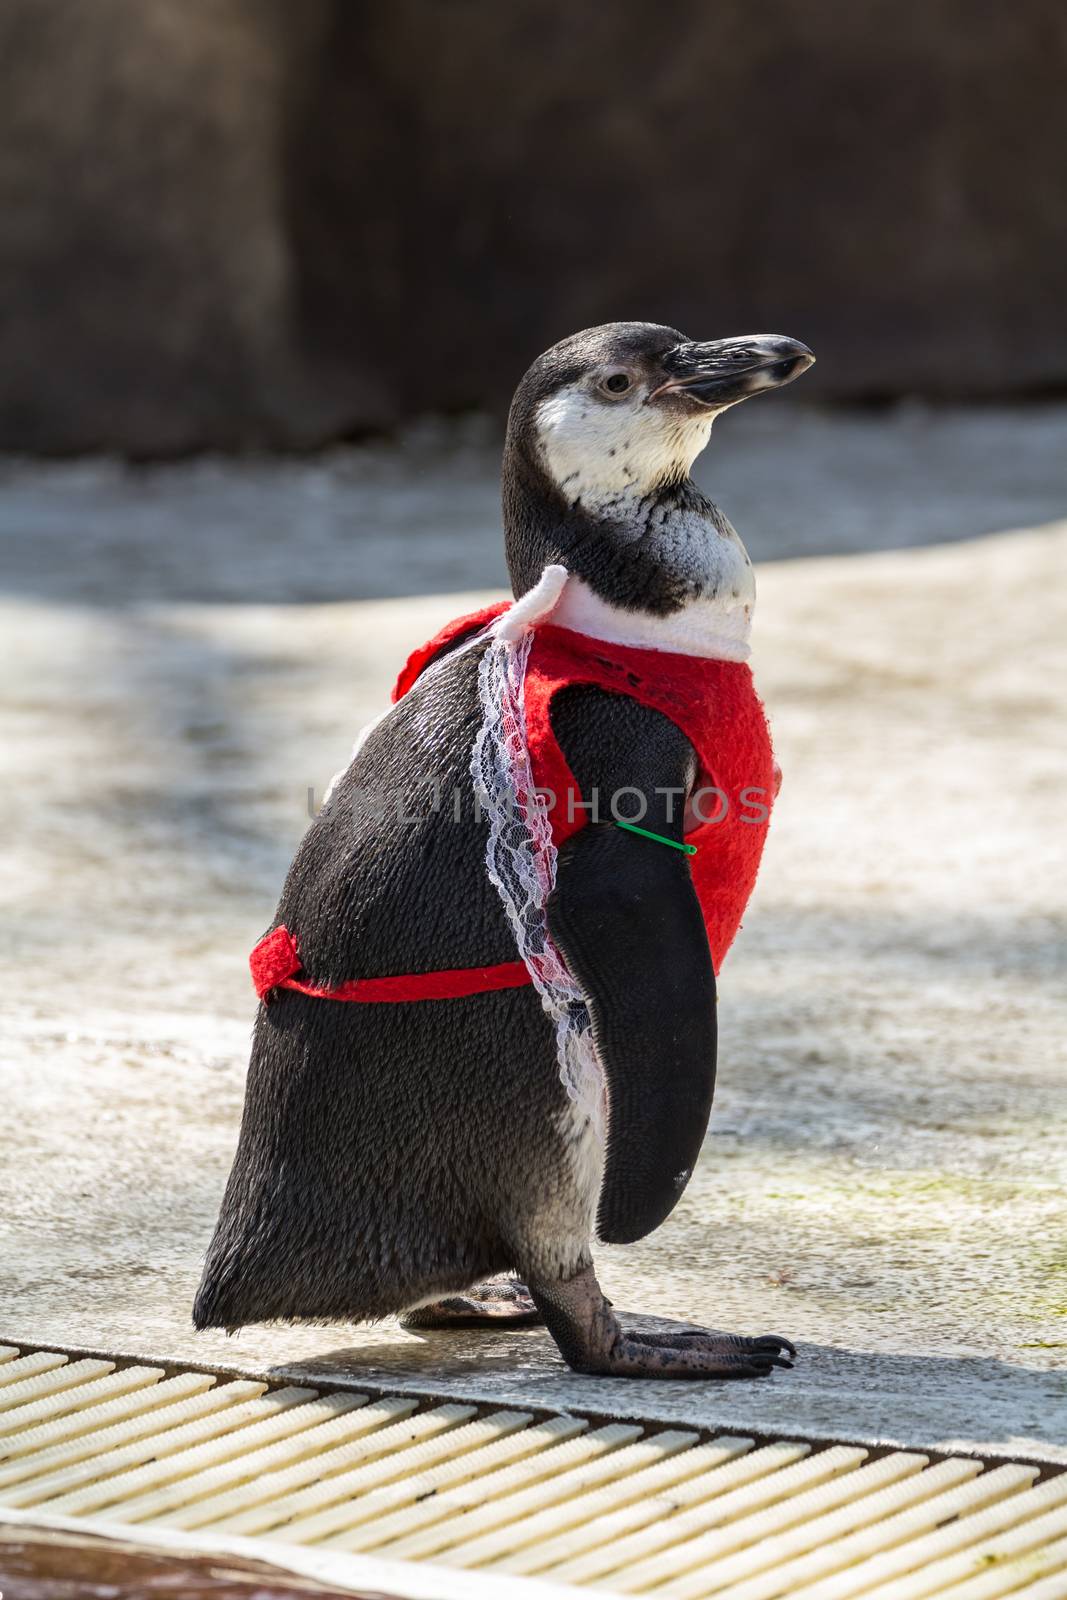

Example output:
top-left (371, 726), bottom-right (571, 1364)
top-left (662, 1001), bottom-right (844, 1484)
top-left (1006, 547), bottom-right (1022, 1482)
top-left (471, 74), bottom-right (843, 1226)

top-left (546, 686), bottom-right (717, 1246)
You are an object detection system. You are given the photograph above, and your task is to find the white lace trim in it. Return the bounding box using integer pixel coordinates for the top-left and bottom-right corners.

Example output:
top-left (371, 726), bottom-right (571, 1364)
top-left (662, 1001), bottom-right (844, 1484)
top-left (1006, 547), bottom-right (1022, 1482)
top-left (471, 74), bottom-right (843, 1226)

top-left (471, 612), bottom-right (605, 1139)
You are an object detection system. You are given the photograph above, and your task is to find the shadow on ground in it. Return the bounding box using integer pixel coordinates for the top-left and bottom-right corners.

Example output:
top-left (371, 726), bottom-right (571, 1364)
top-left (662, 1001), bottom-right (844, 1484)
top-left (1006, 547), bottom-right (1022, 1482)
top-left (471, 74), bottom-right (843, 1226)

top-left (270, 1326), bottom-right (1067, 1461)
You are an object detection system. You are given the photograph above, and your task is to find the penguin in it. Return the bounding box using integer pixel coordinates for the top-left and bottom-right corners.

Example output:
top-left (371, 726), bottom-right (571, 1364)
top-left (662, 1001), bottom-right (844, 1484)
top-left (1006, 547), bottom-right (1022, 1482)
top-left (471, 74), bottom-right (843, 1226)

top-left (194, 322), bottom-right (814, 1379)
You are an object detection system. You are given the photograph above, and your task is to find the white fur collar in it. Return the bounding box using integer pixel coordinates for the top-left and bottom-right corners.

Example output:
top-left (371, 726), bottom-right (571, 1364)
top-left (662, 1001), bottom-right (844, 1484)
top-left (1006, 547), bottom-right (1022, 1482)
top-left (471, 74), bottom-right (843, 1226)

top-left (550, 575), bottom-right (752, 661)
top-left (501, 566), bottom-right (753, 662)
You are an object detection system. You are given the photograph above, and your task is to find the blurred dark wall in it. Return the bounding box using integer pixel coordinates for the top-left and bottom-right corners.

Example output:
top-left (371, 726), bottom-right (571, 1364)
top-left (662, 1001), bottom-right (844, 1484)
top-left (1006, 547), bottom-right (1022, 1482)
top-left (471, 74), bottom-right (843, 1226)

top-left (1, 0), bottom-right (1065, 454)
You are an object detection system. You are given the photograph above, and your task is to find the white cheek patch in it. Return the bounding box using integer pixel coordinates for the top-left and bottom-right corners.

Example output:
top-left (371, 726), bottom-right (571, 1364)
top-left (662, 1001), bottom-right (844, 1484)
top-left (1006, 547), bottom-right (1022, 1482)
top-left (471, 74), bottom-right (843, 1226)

top-left (535, 386), bottom-right (714, 505)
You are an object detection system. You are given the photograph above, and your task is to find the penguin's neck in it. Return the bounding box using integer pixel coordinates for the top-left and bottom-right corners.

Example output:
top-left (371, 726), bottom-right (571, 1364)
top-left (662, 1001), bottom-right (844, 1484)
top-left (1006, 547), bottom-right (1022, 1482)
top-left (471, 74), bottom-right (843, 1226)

top-left (503, 444), bottom-right (756, 662)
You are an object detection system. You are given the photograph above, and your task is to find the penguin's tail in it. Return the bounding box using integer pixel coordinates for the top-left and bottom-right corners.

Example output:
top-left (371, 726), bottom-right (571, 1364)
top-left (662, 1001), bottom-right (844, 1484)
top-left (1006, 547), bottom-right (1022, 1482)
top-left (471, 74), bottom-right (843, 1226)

top-left (192, 1239), bottom-right (260, 1332)
top-left (192, 1235), bottom-right (331, 1331)
top-left (191, 1285), bottom-right (232, 1332)
top-left (191, 1006), bottom-right (364, 1333)
top-left (192, 1193), bottom-right (343, 1330)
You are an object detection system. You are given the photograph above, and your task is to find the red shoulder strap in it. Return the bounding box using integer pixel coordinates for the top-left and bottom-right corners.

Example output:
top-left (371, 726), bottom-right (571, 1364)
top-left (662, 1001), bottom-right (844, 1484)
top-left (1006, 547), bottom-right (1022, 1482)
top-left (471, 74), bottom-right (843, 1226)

top-left (522, 624), bottom-right (776, 975)
top-left (523, 625), bottom-right (738, 845)
top-left (392, 600), bottom-right (510, 702)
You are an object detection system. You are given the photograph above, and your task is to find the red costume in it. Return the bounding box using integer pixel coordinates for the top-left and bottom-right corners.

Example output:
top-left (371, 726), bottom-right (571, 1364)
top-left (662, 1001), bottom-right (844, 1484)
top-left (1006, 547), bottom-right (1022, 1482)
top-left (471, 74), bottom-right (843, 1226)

top-left (252, 599), bottom-right (775, 1003)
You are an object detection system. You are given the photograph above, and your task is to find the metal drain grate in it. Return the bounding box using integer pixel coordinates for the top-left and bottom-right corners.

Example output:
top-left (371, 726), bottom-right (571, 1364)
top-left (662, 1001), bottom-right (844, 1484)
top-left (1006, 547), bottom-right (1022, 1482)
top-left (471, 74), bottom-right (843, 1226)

top-left (0, 1342), bottom-right (1065, 1598)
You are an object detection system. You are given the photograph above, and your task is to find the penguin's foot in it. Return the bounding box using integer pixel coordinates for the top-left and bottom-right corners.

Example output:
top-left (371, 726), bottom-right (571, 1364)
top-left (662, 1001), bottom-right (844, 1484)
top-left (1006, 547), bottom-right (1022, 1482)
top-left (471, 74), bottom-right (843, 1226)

top-left (399, 1276), bottom-right (543, 1330)
top-left (614, 1327), bottom-right (796, 1377)
top-left (529, 1263), bottom-right (795, 1380)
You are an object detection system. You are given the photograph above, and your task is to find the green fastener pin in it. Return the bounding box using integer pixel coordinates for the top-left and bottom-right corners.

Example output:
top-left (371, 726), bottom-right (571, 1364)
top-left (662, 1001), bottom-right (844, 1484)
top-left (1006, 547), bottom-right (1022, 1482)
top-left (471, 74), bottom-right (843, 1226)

top-left (614, 820), bottom-right (697, 856)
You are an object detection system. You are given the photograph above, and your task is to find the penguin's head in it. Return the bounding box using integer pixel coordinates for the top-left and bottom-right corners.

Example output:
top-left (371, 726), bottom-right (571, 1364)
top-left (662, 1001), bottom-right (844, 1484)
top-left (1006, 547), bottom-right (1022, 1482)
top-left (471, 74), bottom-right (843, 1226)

top-left (506, 321), bottom-right (814, 509)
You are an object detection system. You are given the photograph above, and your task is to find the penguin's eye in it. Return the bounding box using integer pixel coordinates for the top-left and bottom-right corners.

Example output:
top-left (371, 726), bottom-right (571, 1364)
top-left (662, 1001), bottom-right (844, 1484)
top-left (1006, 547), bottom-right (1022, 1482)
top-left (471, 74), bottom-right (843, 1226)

top-left (601, 372), bottom-right (632, 395)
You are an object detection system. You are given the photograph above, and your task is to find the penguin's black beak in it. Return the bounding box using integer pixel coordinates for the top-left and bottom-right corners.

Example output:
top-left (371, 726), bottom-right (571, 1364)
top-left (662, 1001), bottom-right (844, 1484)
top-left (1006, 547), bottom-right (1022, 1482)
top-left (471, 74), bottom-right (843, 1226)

top-left (650, 335), bottom-right (815, 407)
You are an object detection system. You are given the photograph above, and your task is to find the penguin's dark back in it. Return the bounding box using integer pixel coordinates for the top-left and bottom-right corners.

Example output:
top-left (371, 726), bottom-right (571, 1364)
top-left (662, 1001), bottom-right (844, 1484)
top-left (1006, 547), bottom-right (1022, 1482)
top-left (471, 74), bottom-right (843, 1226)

top-left (276, 641), bottom-right (516, 988)
top-left (193, 637), bottom-right (587, 1331)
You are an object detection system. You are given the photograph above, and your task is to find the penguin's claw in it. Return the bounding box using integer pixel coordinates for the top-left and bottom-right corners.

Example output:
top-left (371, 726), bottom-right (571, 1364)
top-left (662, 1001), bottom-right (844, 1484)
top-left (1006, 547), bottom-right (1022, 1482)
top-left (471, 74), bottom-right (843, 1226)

top-left (664, 1329), bottom-right (796, 1360)
top-left (400, 1277), bottom-right (543, 1330)
top-left (611, 1329), bottom-right (796, 1379)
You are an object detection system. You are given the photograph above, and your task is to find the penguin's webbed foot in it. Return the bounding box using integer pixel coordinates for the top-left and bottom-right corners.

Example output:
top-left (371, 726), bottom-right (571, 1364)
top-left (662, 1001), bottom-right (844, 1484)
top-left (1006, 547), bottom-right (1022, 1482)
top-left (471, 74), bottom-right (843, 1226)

top-left (529, 1263), bottom-right (795, 1380)
top-left (399, 1276), bottom-right (543, 1330)
top-left (616, 1327), bottom-right (795, 1378)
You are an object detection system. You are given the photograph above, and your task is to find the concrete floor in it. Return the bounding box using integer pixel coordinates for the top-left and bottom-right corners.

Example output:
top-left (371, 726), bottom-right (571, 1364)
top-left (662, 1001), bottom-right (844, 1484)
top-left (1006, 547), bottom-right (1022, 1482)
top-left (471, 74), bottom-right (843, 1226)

top-left (2, 405), bottom-right (1066, 1462)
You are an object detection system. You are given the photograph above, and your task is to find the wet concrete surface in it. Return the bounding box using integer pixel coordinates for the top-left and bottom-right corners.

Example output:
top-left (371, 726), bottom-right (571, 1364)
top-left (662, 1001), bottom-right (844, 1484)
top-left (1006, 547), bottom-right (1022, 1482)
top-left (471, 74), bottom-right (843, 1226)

top-left (2, 409), bottom-right (1066, 1462)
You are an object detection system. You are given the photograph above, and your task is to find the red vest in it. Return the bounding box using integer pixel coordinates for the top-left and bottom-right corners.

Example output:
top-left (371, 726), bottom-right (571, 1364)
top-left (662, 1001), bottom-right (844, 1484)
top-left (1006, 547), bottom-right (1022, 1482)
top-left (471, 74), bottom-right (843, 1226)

top-left (252, 601), bottom-right (774, 1001)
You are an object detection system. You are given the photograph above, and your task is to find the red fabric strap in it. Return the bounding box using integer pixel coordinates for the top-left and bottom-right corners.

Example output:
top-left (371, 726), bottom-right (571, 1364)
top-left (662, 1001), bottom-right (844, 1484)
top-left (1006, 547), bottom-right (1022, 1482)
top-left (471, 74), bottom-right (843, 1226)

top-left (522, 624), bottom-right (776, 977)
top-left (250, 925), bottom-right (532, 1004)
top-left (254, 598), bottom-right (773, 1005)
top-left (391, 600), bottom-right (510, 703)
